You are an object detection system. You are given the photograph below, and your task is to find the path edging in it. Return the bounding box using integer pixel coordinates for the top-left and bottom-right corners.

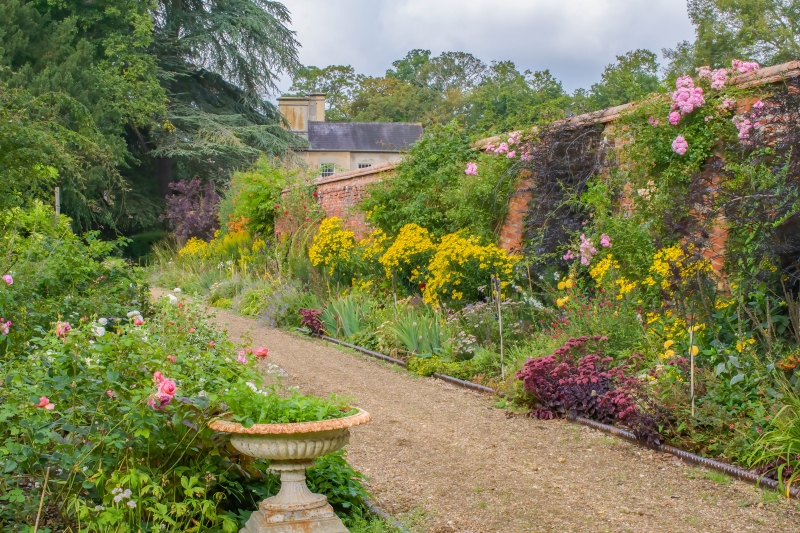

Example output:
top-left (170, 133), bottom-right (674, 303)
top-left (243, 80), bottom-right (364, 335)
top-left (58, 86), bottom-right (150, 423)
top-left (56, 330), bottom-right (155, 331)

top-left (317, 334), bottom-right (798, 499)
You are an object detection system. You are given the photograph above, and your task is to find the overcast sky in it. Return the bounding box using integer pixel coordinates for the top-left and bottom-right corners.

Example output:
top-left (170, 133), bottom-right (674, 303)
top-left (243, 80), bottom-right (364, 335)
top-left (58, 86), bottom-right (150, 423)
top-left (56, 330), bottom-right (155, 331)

top-left (277, 0), bottom-right (696, 94)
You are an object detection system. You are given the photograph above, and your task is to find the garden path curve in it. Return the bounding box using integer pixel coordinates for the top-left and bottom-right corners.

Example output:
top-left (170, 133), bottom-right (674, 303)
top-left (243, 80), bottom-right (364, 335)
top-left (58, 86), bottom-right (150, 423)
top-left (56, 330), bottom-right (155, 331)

top-left (160, 292), bottom-right (799, 533)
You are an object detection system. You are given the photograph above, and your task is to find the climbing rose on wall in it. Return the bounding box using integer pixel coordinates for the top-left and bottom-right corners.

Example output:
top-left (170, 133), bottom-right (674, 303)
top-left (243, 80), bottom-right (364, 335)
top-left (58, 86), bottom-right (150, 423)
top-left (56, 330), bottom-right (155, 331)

top-left (669, 112), bottom-right (681, 126)
top-left (732, 59), bottom-right (759, 73)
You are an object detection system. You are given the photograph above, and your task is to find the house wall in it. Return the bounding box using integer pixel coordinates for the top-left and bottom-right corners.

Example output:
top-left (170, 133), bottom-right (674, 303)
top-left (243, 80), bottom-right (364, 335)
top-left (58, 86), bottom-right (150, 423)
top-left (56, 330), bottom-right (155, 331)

top-left (298, 151), bottom-right (404, 174)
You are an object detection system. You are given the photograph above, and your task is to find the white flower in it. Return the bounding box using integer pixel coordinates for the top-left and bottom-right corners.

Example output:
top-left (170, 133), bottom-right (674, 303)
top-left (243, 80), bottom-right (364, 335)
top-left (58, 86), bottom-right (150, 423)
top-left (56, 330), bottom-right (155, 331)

top-left (94, 505), bottom-right (105, 511)
top-left (126, 310), bottom-right (141, 318)
top-left (165, 294), bottom-right (178, 304)
top-left (93, 326), bottom-right (106, 337)
top-left (553, 272), bottom-right (560, 281)
top-left (113, 494), bottom-right (124, 503)
top-left (173, 288), bottom-right (181, 293)
top-left (198, 390), bottom-right (207, 398)
top-left (127, 500), bottom-right (136, 509)
top-left (123, 489), bottom-right (132, 498)
top-left (98, 318), bottom-right (108, 326)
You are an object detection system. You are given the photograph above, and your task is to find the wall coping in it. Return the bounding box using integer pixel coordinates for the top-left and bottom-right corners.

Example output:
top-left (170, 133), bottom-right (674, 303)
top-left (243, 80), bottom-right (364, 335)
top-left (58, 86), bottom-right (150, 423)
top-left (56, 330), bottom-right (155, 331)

top-left (474, 60), bottom-right (800, 148)
top-left (314, 160), bottom-right (400, 186)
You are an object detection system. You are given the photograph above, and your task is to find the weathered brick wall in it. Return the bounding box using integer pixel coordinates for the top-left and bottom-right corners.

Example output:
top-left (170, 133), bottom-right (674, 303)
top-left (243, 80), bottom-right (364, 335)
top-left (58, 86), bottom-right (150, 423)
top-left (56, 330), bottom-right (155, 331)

top-left (275, 161), bottom-right (398, 240)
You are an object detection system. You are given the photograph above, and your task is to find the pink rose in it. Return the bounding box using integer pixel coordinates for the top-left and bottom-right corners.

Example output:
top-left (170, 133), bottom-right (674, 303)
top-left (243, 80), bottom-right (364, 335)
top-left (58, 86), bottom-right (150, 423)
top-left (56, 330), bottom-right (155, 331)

top-left (237, 355), bottom-right (248, 364)
top-left (2, 274), bottom-right (12, 285)
top-left (45, 404), bottom-right (55, 410)
top-left (133, 317), bottom-right (143, 326)
top-left (36, 396), bottom-right (50, 408)
top-left (106, 390), bottom-right (115, 398)
top-left (695, 66), bottom-right (711, 79)
top-left (166, 355), bottom-right (176, 363)
top-left (0, 319), bottom-right (10, 336)
top-left (464, 162), bottom-right (478, 175)
top-left (153, 371), bottom-right (164, 384)
top-left (648, 117), bottom-right (659, 126)
top-left (55, 321), bottom-right (71, 338)
top-left (600, 234), bottom-right (612, 248)
top-left (148, 394), bottom-right (172, 410)
top-left (563, 250), bottom-right (575, 261)
top-left (668, 112), bottom-right (681, 125)
top-left (189, 328), bottom-right (195, 333)
top-left (494, 142), bottom-right (509, 154)
top-left (711, 68), bottom-right (728, 90)
top-left (507, 151), bottom-right (516, 159)
top-left (672, 135), bottom-right (688, 155)
top-left (158, 379), bottom-right (177, 397)
top-left (254, 346), bottom-right (269, 358)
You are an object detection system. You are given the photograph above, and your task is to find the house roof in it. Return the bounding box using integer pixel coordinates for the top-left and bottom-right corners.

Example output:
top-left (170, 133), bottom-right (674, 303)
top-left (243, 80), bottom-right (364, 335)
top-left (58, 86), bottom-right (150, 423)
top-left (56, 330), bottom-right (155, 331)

top-left (307, 122), bottom-right (423, 152)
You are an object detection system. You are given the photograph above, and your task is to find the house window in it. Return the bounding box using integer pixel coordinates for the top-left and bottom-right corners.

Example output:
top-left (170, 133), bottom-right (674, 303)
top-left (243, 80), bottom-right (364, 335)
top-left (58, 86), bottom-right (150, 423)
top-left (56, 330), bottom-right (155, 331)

top-left (319, 163), bottom-right (335, 178)
top-left (358, 163), bottom-right (373, 169)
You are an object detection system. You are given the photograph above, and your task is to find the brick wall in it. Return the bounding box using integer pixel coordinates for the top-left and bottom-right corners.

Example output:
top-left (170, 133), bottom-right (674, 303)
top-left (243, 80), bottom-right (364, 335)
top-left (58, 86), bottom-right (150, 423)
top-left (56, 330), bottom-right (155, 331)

top-left (275, 161), bottom-right (398, 240)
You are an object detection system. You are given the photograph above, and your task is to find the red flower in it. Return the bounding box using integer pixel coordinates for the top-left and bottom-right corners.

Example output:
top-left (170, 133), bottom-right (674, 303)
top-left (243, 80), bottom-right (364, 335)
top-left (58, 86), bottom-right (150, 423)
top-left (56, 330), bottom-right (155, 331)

top-left (419, 282), bottom-right (427, 290)
top-left (274, 204), bottom-right (280, 209)
top-left (313, 191), bottom-right (318, 198)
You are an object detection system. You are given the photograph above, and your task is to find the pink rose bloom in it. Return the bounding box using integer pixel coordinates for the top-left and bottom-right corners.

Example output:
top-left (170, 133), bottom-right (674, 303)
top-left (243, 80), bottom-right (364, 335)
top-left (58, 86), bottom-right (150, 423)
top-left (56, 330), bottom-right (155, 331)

top-left (254, 346), bottom-right (269, 358)
top-left (672, 135), bottom-right (688, 155)
top-left (648, 116), bottom-right (659, 126)
top-left (167, 355), bottom-right (176, 363)
top-left (734, 117), bottom-right (752, 139)
top-left (721, 98), bottom-right (735, 110)
top-left (507, 151), bottom-right (516, 159)
top-left (710, 68), bottom-right (728, 90)
top-left (55, 321), bottom-right (71, 338)
top-left (157, 379), bottom-right (177, 397)
top-left (752, 100), bottom-right (764, 111)
top-left (153, 371), bottom-right (164, 384)
top-left (695, 66), bottom-right (711, 79)
top-left (45, 403), bottom-right (55, 410)
top-left (494, 142), bottom-right (509, 154)
top-left (484, 142), bottom-right (495, 152)
top-left (600, 234), bottom-right (612, 248)
top-left (237, 355), bottom-right (248, 364)
top-left (705, 116), bottom-right (713, 122)
top-left (675, 75), bottom-right (694, 89)
top-left (563, 250), bottom-right (575, 261)
top-left (732, 59), bottom-right (759, 73)
top-left (464, 162), bottom-right (478, 175)
top-left (189, 328), bottom-right (195, 333)
top-left (36, 396), bottom-right (50, 408)
top-left (2, 274), bottom-right (12, 285)
top-left (668, 112), bottom-right (681, 125)
top-left (508, 131), bottom-right (521, 145)
top-left (0, 319), bottom-right (10, 336)
top-left (133, 317), bottom-right (143, 326)
top-left (148, 394), bottom-right (172, 410)
top-left (106, 390), bottom-right (115, 398)
top-left (520, 151), bottom-right (533, 162)
top-left (579, 234), bottom-right (597, 266)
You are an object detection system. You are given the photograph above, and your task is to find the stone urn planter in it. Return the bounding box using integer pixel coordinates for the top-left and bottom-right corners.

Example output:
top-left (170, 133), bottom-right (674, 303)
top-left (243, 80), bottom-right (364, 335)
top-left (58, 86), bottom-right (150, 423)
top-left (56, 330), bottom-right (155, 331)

top-left (210, 409), bottom-right (371, 533)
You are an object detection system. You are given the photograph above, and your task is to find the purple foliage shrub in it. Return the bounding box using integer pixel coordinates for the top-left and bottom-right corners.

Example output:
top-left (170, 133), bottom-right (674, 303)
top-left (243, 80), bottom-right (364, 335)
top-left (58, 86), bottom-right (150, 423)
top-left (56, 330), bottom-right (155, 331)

top-left (163, 179), bottom-right (220, 244)
top-left (516, 336), bottom-right (668, 445)
top-left (298, 308), bottom-right (324, 335)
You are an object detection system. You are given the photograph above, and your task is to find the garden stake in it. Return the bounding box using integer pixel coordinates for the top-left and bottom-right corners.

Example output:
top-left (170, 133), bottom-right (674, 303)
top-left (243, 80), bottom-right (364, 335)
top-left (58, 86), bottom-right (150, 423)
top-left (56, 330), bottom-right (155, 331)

top-left (494, 273), bottom-right (505, 381)
top-left (33, 466), bottom-right (50, 533)
top-left (688, 301), bottom-right (696, 418)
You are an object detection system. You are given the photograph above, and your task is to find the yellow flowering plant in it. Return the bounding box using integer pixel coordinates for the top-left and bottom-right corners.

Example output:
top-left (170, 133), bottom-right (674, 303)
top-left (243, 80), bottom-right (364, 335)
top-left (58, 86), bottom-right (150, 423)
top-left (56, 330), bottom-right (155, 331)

top-left (378, 223), bottom-right (436, 291)
top-left (422, 232), bottom-right (520, 307)
top-left (308, 217), bottom-right (357, 279)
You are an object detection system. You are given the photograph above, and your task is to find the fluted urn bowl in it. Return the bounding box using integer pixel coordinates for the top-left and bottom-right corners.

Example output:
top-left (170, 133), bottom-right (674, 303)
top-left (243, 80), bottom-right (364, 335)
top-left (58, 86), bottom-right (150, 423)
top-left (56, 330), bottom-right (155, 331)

top-left (210, 409), bottom-right (371, 533)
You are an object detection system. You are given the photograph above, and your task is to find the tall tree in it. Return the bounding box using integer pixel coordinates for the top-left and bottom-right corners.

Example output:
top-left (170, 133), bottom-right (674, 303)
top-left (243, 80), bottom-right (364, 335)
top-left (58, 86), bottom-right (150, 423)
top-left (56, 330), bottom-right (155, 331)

top-left (289, 65), bottom-right (357, 121)
top-left (147, 0), bottom-right (305, 195)
top-left (664, 0), bottom-right (799, 78)
top-left (584, 49), bottom-right (661, 111)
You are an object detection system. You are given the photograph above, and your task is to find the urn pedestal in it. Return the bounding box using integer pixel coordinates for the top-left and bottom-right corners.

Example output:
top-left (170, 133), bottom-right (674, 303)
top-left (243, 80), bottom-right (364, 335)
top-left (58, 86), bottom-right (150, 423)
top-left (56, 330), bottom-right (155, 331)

top-left (210, 409), bottom-right (371, 533)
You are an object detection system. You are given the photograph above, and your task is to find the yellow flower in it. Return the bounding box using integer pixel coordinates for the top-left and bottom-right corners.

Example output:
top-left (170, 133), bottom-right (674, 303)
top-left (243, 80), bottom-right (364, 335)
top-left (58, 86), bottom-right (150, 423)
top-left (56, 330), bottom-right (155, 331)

top-left (664, 340), bottom-right (674, 350)
top-left (565, 279), bottom-right (574, 289)
top-left (308, 217), bottom-right (356, 274)
top-left (664, 349), bottom-right (675, 358)
top-left (557, 281), bottom-right (566, 290)
top-left (689, 346), bottom-right (700, 357)
top-left (556, 296), bottom-right (570, 307)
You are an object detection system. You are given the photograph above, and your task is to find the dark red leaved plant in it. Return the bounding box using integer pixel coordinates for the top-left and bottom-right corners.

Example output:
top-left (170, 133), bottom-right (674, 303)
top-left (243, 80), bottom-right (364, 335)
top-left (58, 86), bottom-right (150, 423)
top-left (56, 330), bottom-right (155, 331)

top-left (298, 308), bottom-right (324, 335)
top-left (516, 335), bottom-right (668, 445)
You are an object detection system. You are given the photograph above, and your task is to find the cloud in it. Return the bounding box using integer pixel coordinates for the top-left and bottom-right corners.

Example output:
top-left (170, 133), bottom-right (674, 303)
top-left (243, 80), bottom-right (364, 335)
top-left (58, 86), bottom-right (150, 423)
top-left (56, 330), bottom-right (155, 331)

top-left (278, 0), bottom-right (695, 93)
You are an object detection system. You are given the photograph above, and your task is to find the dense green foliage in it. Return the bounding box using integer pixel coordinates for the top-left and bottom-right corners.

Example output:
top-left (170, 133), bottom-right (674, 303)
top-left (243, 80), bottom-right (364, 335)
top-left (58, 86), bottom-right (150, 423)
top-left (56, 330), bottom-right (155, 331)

top-left (0, 205), bottom-right (382, 531)
top-left (359, 121), bottom-right (514, 240)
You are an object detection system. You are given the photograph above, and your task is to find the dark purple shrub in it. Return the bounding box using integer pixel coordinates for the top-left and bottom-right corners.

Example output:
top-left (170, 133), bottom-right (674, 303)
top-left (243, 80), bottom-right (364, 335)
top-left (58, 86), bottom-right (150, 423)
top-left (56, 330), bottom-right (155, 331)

top-left (298, 308), bottom-right (324, 335)
top-left (163, 179), bottom-right (220, 244)
top-left (516, 336), bottom-right (668, 445)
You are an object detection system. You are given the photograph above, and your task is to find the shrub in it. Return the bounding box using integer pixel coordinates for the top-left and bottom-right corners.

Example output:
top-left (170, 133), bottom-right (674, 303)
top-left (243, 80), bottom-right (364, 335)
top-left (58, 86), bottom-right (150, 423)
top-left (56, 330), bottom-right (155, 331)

top-left (163, 178), bottom-right (220, 245)
top-left (516, 336), bottom-right (667, 444)
top-left (378, 223), bottom-right (436, 292)
top-left (309, 217), bottom-right (357, 281)
top-left (299, 308), bottom-right (325, 335)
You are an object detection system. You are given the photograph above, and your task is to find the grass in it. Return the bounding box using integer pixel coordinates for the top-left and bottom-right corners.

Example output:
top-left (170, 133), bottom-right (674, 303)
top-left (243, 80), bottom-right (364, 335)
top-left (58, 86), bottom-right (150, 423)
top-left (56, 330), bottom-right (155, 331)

top-left (345, 515), bottom-right (403, 533)
top-left (701, 470), bottom-right (732, 485)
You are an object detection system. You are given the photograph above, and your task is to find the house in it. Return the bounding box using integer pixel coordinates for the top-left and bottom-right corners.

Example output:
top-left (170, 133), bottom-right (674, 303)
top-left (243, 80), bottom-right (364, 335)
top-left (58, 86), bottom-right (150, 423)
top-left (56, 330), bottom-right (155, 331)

top-left (277, 94), bottom-right (423, 177)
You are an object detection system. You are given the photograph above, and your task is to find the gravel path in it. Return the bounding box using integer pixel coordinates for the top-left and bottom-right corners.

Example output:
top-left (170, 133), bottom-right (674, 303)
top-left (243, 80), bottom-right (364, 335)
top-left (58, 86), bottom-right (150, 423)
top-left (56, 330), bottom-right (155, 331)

top-left (158, 291), bottom-right (799, 532)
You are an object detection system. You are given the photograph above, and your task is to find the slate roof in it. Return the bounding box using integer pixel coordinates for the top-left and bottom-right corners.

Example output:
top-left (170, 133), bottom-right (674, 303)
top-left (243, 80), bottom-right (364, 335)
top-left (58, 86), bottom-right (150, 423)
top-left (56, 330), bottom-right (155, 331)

top-left (307, 122), bottom-right (423, 152)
